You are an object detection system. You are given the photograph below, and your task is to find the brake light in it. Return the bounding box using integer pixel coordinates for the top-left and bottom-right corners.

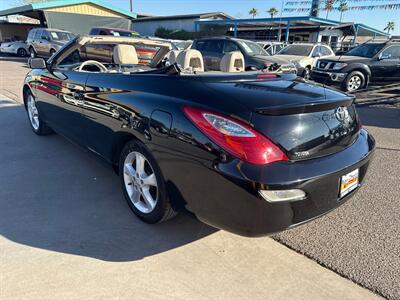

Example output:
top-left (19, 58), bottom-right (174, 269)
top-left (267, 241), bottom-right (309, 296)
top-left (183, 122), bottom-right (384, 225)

top-left (183, 106), bottom-right (288, 165)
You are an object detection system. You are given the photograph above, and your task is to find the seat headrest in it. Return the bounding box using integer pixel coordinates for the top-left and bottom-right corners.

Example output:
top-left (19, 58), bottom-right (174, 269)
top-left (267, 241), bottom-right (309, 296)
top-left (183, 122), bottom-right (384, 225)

top-left (176, 49), bottom-right (204, 72)
top-left (168, 50), bottom-right (181, 64)
top-left (220, 51), bottom-right (245, 72)
top-left (113, 44), bottom-right (139, 65)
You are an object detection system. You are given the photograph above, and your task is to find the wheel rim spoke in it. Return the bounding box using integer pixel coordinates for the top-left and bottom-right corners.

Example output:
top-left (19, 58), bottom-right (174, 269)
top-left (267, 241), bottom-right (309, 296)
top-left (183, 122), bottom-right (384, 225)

top-left (124, 163), bottom-right (136, 177)
top-left (142, 187), bottom-right (156, 210)
top-left (142, 173), bottom-right (156, 187)
top-left (135, 154), bottom-right (145, 174)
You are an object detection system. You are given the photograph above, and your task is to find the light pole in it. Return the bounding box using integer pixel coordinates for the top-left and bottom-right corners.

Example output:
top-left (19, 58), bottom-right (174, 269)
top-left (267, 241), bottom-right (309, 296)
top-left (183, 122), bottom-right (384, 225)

top-left (130, 0), bottom-right (133, 12)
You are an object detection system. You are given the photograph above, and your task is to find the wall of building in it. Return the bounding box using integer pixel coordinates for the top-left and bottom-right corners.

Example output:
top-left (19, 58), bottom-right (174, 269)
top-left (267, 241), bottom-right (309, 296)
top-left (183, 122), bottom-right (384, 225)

top-left (132, 18), bottom-right (198, 36)
top-left (46, 3), bottom-right (124, 18)
top-left (0, 23), bottom-right (39, 42)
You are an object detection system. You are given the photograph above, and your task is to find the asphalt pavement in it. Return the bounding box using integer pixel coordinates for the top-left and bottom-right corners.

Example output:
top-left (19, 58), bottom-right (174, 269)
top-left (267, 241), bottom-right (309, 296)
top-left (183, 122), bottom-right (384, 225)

top-left (275, 103), bottom-right (400, 300)
top-left (1, 57), bottom-right (397, 299)
top-left (0, 97), bottom-right (380, 300)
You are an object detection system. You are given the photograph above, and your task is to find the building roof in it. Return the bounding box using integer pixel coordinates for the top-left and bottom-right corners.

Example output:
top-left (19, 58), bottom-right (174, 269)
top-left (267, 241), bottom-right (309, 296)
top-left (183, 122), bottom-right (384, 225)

top-left (133, 12), bottom-right (233, 22)
top-left (195, 16), bottom-right (389, 37)
top-left (0, 0), bottom-right (136, 19)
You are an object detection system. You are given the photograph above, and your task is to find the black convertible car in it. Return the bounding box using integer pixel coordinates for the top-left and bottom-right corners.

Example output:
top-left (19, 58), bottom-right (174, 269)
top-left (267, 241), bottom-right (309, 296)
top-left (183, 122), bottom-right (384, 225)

top-left (23, 36), bottom-right (375, 236)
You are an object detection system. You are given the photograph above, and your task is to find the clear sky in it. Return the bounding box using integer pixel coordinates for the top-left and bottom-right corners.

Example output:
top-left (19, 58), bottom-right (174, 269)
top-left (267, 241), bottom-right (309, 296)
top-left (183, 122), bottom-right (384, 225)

top-left (0, 0), bottom-right (399, 34)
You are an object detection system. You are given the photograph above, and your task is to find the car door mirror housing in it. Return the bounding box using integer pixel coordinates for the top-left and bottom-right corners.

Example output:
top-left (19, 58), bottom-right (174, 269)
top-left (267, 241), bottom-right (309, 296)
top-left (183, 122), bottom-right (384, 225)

top-left (28, 58), bottom-right (47, 69)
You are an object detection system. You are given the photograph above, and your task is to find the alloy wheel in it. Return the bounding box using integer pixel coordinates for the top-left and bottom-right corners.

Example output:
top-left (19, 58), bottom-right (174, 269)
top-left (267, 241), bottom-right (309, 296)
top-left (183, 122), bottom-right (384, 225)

top-left (18, 48), bottom-right (27, 57)
top-left (123, 151), bottom-right (158, 214)
top-left (27, 95), bottom-right (39, 130)
top-left (348, 75), bottom-right (362, 91)
top-left (29, 49), bottom-right (36, 58)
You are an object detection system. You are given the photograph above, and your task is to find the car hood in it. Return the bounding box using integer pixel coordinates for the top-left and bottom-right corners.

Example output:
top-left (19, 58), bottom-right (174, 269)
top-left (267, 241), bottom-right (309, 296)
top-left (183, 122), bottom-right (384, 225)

top-left (1, 41), bottom-right (25, 47)
top-left (252, 55), bottom-right (291, 65)
top-left (273, 55), bottom-right (305, 62)
top-left (320, 55), bottom-right (370, 63)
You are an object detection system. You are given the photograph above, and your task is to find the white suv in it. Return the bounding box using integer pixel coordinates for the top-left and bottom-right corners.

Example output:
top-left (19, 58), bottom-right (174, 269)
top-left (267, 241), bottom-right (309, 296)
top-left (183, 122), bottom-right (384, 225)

top-left (274, 43), bottom-right (335, 79)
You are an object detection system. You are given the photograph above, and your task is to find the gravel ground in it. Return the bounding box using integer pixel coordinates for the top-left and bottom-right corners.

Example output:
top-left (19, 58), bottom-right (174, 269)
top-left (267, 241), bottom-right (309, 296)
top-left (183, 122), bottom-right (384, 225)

top-left (275, 103), bottom-right (400, 300)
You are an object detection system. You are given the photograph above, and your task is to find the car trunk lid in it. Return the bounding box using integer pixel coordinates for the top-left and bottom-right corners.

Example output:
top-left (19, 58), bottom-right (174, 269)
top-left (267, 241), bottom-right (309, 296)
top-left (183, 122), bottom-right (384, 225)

top-left (200, 75), bottom-right (360, 160)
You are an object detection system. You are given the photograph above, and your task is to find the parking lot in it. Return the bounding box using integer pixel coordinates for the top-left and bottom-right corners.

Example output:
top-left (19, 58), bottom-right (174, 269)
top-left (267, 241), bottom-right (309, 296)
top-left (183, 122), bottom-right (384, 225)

top-left (0, 56), bottom-right (399, 299)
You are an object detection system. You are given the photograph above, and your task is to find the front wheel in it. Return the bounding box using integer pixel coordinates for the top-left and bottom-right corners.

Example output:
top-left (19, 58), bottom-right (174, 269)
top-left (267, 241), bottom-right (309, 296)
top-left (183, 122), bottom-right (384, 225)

top-left (342, 71), bottom-right (365, 92)
top-left (29, 47), bottom-right (37, 58)
top-left (50, 49), bottom-right (56, 56)
top-left (25, 92), bottom-right (53, 135)
top-left (119, 140), bottom-right (176, 224)
top-left (17, 48), bottom-right (27, 57)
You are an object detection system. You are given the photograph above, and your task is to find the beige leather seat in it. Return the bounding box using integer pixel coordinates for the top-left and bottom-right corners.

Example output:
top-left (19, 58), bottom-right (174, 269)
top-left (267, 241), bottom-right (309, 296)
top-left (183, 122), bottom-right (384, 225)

top-left (113, 44), bottom-right (139, 65)
top-left (220, 51), bottom-right (245, 72)
top-left (168, 50), bottom-right (181, 64)
top-left (176, 49), bottom-right (204, 72)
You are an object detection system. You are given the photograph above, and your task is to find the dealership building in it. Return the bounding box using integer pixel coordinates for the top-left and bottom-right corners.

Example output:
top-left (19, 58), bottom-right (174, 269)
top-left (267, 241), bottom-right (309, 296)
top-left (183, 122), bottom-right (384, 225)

top-left (0, 0), bottom-right (136, 41)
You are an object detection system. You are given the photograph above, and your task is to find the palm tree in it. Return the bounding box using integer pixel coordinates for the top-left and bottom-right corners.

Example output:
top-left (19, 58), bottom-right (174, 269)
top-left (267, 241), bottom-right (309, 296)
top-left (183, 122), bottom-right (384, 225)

top-left (324, 0), bottom-right (336, 19)
top-left (249, 8), bottom-right (258, 19)
top-left (384, 22), bottom-right (395, 34)
top-left (267, 7), bottom-right (279, 18)
top-left (338, 0), bottom-right (348, 22)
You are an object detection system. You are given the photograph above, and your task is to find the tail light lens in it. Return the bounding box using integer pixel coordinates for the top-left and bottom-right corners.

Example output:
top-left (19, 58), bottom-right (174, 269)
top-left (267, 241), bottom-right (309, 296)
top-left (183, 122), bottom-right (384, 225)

top-left (183, 106), bottom-right (288, 165)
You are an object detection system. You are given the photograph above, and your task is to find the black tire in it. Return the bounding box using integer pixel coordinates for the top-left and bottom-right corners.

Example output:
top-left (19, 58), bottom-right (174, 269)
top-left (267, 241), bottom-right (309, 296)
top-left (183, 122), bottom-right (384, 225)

top-left (342, 71), bottom-right (365, 92)
top-left (302, 66), bottom-right (311, 79)
top-left (29, 47), bottom-right (37, 58)
top-left (17, 48), bottom-right (27, 57)
top-left (50, 49), bottom-right (56, 56)
top-left (119, 140), bottom-right (176, 224)
top-left (24, 91), bottom-right (53, 136)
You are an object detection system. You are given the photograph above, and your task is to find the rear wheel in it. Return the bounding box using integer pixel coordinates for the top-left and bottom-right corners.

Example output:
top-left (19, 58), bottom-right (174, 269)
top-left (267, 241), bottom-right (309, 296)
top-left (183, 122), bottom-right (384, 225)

top-left (29, 47), bottom-right (37, 58)
top-left (25, 92), bottom-right (52, 135)
top-left (343, 71), bottom-right (365, 92)
top-left (119, 140), bottom-right (176, 224)
top-left (17, 48), bottom-right (27, 57)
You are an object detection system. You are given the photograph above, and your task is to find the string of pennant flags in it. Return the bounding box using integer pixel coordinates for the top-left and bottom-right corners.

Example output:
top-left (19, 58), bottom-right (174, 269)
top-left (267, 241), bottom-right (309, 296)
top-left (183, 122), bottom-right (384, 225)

top-left (286, 0), bottom-right (399, 4)
top-left (284, 2), bottom-right (400, 11)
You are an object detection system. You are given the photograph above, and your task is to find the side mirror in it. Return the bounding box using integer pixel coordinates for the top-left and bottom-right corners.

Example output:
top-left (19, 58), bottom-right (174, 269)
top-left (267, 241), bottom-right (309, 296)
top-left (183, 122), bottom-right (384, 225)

top-left (28, 58), bottom-right (47, 69)
top-left (379, 53), bottom-right (391, 60)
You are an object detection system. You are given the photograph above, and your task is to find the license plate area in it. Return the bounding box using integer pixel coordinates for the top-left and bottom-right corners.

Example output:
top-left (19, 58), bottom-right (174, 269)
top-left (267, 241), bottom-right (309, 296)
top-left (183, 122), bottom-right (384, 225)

top-left (339, 169), bottom-right (359, 199)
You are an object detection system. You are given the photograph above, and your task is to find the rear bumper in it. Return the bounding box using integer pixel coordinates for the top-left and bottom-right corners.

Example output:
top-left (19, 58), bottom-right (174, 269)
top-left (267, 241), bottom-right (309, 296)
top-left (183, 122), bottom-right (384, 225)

top-left (193, 129), bottom-right (375, 237)
top-left (311, 70), bottom-right (347, 86)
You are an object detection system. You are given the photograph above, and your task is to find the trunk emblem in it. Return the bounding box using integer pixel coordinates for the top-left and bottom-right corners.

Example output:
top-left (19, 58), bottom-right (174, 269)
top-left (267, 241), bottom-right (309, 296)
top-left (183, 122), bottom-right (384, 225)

top-left (335, 106), bottom-right (352, 125)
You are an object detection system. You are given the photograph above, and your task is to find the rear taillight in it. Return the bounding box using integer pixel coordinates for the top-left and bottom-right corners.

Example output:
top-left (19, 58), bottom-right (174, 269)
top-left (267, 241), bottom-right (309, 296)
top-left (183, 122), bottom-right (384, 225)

top-left (183, 106), bottom-right (288, 165)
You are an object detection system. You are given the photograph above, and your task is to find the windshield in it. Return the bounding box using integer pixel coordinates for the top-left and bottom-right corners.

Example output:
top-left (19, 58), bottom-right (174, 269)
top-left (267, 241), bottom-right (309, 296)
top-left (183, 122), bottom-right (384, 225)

top-left (48, 31), bottom-right (74, 41)
top-left (237, 40), bottom-right (268, 56)
top-left (110, 30), bottom-right (140, 37)
top-left (278, 45), bottom-right (313, 56)
top-left (173, 41), bottom-right (192, 50)
top-left (344, 43), bottom-right (386, 58)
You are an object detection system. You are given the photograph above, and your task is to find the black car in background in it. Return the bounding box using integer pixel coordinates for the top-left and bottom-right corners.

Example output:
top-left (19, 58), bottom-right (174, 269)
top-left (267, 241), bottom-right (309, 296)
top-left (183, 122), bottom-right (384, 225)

top-left (23, 36), bottom-right (375, 237)
top-left (192, 37), bottom-right (296, 73)
top-left (311, 40), bottom-right (400, 92)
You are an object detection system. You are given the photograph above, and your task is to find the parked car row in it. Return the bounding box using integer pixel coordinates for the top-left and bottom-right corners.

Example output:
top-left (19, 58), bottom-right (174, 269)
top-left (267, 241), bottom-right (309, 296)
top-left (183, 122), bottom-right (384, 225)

top-left (2, 27), bottom-right (399, 93)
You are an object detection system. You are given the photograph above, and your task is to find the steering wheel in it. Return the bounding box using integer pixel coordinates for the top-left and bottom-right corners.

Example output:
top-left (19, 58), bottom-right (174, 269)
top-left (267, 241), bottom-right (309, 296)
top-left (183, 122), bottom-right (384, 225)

top-left (78, 60), bottom-right (108, 72)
